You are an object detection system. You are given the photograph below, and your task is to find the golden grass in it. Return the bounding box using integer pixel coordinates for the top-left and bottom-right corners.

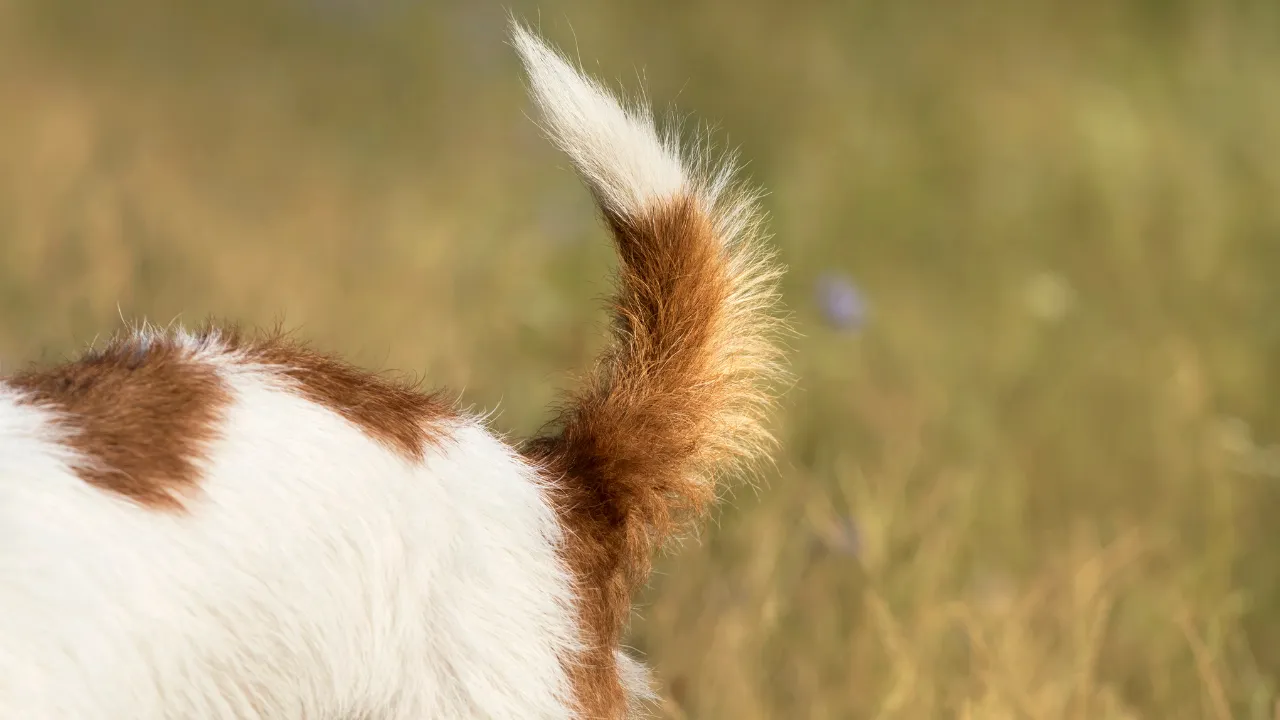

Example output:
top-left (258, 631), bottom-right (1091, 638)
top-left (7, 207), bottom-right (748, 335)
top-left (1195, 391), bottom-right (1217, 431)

top-left (3, 0), bottom-right (1280, 717)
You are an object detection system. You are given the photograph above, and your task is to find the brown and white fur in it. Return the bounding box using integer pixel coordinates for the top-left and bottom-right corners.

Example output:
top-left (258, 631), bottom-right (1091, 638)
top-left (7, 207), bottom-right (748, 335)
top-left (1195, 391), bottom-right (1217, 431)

top-left (0, 22), bottom-right (787, 719)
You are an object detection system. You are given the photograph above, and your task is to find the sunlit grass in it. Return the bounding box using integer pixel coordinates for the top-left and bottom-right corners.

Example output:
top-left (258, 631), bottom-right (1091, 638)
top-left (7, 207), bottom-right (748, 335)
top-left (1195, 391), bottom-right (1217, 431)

top-left (2, 0), bottom-right (1279, 717)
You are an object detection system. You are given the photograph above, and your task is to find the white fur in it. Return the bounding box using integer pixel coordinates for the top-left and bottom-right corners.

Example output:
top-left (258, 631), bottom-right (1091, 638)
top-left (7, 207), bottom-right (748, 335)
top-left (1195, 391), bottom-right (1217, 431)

top-left (512, 23), bottom-right (688, 217)
top-left (0, 353), bottom-right (582, 718)
top-left (511, 21), bottom-right (765, 252)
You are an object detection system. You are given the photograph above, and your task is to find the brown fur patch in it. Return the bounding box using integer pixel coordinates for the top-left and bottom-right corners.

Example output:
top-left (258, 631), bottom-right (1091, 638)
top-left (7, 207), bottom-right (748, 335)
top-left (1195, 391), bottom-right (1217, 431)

top-left (207, 325), bottom-right (456, 461)
top-left (525, 197), bottom-right (734, 718)
top-left (5, 324), bottom-right (457, 509)
top-left (6, 336), bottom-right (229, 509)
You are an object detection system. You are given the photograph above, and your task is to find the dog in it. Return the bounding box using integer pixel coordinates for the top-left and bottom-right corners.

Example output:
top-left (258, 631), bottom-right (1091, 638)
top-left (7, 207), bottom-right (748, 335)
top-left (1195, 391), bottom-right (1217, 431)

top-left (0, 22), bottom-right (787, 719)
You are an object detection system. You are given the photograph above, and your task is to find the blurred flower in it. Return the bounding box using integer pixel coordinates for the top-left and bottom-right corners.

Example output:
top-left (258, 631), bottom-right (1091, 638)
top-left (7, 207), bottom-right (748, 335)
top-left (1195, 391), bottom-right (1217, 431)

top-left (814, 515), bottom-right (861, 558)
top-left (815, 272), bottom-right (867, 331)
top-left (1023, 270), bottom-right (1075, 323)
top-left (829, 516), bottom-right (861, 557)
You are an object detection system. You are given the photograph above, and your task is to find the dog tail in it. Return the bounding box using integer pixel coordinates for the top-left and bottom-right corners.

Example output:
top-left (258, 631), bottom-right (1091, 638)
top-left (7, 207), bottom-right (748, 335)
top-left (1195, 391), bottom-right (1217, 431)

top-left (513, 23), bottom-right (788, 593)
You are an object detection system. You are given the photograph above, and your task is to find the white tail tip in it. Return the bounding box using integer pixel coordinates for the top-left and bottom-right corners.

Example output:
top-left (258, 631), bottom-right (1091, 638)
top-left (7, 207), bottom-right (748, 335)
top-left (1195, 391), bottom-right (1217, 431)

top-left (511, 22), bottom-right (689, 217)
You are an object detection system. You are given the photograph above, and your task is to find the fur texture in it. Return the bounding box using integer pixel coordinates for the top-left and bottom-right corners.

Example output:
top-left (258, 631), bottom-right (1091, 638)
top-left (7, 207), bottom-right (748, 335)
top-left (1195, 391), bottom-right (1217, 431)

top-left (514, 22), bottom-right (787, 716)
top-left (0, 23), bottom-right (787, 719)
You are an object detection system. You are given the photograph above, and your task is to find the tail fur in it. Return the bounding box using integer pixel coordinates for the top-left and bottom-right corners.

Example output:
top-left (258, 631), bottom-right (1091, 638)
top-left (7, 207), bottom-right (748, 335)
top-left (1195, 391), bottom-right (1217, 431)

top-left (513, 23), bottom-right (788, 713)
top-left (513, 22), bottom-right (787, 584)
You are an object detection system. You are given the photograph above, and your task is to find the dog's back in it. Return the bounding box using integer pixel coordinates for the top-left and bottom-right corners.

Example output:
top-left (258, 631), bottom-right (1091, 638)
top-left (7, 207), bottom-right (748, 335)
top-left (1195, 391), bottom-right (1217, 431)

top-left (0, 23), bottom-right (786, 719)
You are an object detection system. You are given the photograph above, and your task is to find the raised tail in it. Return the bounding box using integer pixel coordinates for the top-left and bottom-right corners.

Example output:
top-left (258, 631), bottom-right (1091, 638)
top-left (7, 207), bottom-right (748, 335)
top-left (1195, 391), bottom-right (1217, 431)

top-left (513, 22), bottom-right (788, 715)
top-left (514, 23), bottom-right (787, 588)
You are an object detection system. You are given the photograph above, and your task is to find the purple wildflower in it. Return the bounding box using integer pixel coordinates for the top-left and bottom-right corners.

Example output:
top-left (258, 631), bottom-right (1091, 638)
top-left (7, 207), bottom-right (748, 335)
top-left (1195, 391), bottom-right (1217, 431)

top-left (815, 272), bottom-right (867, 331)
top-left (829, 516), bottom-right (861, 557)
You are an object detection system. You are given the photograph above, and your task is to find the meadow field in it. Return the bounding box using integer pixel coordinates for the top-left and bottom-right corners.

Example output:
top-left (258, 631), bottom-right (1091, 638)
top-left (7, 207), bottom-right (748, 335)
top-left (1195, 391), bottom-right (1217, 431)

top-left (2, 0), bottom-right (1279, 717)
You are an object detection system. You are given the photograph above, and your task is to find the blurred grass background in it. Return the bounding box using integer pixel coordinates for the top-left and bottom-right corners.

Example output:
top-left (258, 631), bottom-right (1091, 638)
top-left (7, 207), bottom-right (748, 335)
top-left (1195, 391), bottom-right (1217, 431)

top-left (3, 0), bottom-right (1280, 717)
